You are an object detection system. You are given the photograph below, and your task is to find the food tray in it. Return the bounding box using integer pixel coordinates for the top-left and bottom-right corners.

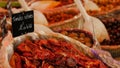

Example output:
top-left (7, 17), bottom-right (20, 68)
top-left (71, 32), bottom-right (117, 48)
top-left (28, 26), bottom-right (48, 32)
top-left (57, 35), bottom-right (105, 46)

top-left (48, 4), bottom-right (120, 59)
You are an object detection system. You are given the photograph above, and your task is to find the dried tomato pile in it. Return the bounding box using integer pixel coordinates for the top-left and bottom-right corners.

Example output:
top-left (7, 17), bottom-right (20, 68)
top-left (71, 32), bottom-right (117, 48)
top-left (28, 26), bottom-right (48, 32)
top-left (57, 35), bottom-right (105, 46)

top-left (43, 8), bottom-right (79, 24)
top-left (10, 38), bottom-right (107, 68)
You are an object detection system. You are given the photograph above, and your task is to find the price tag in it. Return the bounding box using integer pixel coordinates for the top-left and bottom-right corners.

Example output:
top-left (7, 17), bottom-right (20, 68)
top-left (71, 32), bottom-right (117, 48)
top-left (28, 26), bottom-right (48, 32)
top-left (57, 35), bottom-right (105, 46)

top-left (12, 10), bottom-right (34, 37)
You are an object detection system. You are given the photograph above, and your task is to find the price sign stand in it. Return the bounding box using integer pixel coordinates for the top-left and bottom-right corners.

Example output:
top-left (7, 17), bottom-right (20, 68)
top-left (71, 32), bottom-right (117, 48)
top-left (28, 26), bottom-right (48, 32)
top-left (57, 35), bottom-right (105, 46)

top-left (6, 0), bottom-right (34, 37)
top-left (12, 11), bottom-right (34, 37)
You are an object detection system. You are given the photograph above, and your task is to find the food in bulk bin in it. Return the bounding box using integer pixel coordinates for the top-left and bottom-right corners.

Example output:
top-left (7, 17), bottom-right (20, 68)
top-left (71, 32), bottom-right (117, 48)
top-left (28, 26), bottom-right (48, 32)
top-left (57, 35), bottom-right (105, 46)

top-left (0, 29), bottom-right (120, 68)
top-left (0, 13), bottom-right (117, 67)
top-left (74, 0), bottom-right (109, 43)
top-left (5, 32), bottom-right (108, 68)
top-left (27, 0), bottom-right (80, 25)
top-left (0, 0), bottom-right (117, 68)
top-left (86, 0), bottom-right (120, 59)
top-left (99, 13), bottom-right (120, 45)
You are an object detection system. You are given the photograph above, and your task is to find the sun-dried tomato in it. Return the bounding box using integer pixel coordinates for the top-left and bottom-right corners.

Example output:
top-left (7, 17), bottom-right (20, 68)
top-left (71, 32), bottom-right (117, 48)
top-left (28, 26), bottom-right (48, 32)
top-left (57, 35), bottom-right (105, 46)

top-left (10, 38), bottom-right (108, 68)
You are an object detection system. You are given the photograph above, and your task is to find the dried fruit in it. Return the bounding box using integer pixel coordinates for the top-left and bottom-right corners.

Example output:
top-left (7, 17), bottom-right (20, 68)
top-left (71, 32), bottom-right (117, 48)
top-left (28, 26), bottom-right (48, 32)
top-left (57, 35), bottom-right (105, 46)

top-left (10, 38), bottom-right (107, 68)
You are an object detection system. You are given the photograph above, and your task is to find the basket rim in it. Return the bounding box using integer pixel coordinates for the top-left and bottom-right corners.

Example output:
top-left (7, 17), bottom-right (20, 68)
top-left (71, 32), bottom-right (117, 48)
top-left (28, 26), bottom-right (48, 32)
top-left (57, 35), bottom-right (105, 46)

top-left (48, 14), bottom-right (81, 27)
top-left (101, 45), bottom-right (120, 50)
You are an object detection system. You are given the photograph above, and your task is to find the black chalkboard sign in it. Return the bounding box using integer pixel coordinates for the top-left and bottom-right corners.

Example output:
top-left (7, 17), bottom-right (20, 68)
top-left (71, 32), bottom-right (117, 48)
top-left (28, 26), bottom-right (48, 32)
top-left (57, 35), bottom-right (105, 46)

top-left (12, 10), bottom-right (34, 37)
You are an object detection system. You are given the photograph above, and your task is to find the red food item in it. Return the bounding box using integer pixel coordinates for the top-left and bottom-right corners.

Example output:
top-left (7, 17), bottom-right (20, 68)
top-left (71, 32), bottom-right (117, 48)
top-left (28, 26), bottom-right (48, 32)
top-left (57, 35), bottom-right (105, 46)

top-left (9, 53), bottom-right (22, 68)
top-left (10, 38), bottom-right (108, 68)
top-left (43, 8), bottom-right (79, 24)
top-left (55, 0), bottom-right (74, 6)
top-left (55, 0), bottom-right (84, 7)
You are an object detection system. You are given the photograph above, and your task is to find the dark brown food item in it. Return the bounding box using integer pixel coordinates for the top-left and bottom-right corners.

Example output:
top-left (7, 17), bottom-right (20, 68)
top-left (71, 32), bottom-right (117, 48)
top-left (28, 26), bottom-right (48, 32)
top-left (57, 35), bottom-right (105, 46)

top-left (57, 29), bottom-right (94, 47)
top-left (10, 38), bottom-right (107, 68)
top-left (43, 8), bottom-right (79, 24)
top-left (98, 11), bottom-right (120, 45)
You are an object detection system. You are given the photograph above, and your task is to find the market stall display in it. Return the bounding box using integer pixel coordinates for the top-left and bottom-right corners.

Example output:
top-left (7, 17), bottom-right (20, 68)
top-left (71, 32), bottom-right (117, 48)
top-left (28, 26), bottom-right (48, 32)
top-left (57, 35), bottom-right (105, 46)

top-left (0, 0), bottom-right (120, 68)
top-left (0, 30), bottom-right (119, 68)
top-left (96, 10), bottom-right (120, 58)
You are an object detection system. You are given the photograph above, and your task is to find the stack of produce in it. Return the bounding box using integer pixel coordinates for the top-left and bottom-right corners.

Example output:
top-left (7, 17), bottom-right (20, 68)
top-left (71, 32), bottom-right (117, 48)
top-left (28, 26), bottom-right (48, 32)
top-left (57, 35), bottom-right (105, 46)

top-left (9, 35), bottom-right (107, 68)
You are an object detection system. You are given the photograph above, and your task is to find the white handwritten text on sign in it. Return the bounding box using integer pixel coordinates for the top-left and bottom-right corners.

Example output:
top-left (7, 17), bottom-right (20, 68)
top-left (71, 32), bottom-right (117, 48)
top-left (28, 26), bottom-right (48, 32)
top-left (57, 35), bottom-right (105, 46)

top-left (12, 10), bottom-right (34, 37)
